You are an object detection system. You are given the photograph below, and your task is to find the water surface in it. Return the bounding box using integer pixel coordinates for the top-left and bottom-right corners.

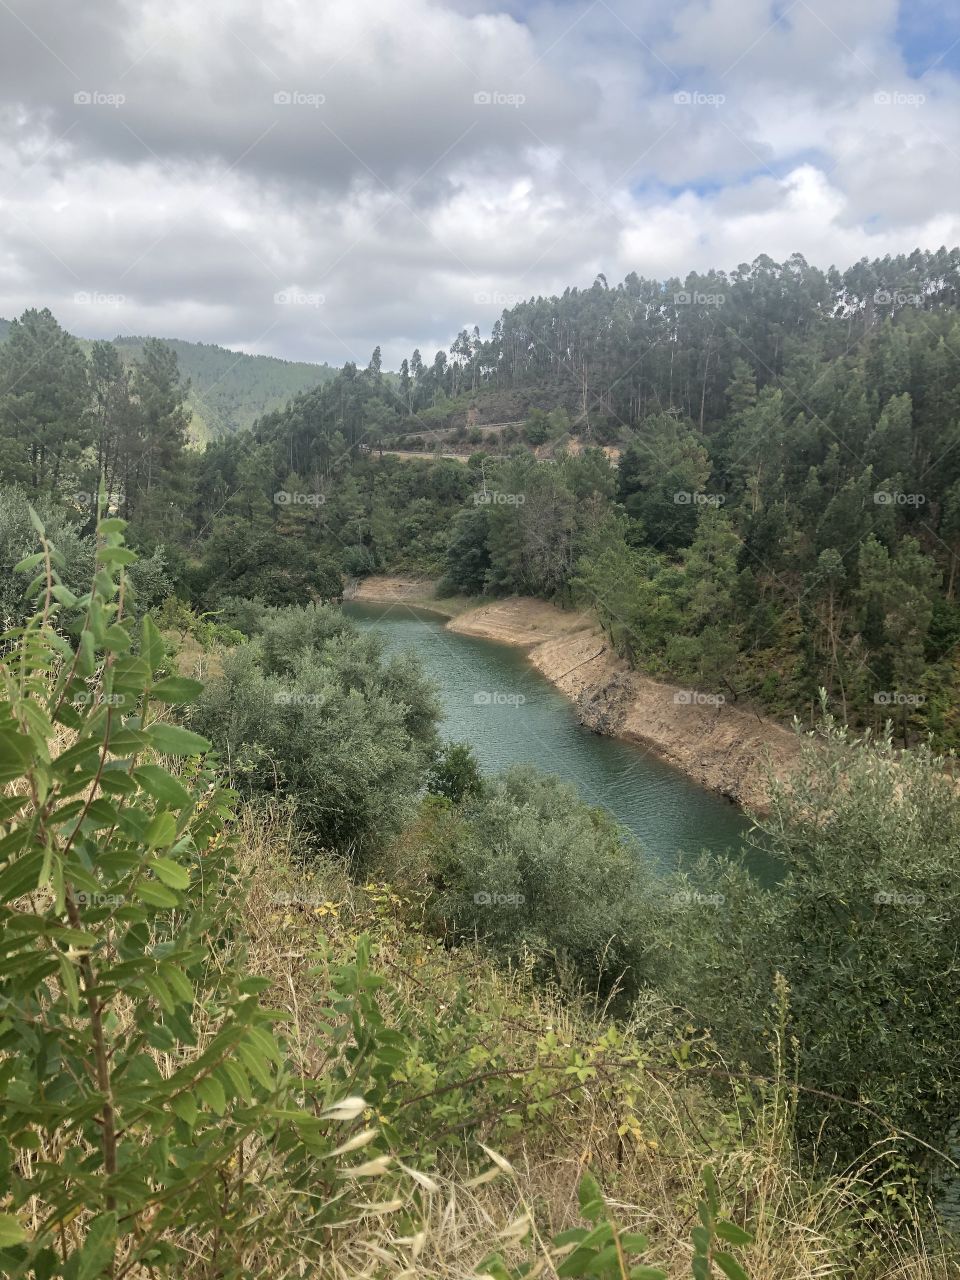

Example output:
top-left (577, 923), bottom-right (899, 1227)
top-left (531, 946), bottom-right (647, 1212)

top-left (344, 599), bottom-right (770, 875)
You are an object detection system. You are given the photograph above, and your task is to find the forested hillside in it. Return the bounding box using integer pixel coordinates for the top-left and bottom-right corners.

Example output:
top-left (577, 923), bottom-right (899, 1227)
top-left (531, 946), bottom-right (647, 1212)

top-left (4, 249), bottom-right (960, 743)
top-left (110, 335), bottom-right (336, 440)
top-left (0, 319), bottom-right (335, 443)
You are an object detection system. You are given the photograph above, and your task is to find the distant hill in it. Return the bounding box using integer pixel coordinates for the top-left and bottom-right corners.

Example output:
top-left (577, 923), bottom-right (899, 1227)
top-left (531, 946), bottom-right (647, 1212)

top-left (110, 336), bottom-right (336, 442)
top-left (0, 320), bottom-right (336, 442)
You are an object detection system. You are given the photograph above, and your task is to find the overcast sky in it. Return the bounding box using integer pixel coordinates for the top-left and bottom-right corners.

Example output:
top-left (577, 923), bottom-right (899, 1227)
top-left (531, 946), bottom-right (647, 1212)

top-left (1, 0), bottom-right (958, 368)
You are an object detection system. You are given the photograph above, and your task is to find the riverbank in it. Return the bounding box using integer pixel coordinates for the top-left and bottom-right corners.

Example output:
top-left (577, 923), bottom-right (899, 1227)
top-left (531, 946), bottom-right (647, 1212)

top-left (346, 577), bottom-right (800, 811)
top-left (345, 575), bottom-right (467, 616)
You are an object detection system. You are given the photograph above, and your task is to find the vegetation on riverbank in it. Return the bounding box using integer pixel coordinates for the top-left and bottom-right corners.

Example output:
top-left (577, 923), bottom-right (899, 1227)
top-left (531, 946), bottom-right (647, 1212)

top-left (1, 515), bottom-right (957, 1276)
top-left (6, 250), bottom-right (960, 743)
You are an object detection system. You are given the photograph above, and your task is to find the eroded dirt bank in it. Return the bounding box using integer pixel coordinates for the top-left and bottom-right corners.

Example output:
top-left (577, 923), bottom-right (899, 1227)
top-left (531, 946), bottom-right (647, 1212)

top-left (350, 582), bottom-right (800, 810)
top-left (449, 600), bottom-right (800, 811)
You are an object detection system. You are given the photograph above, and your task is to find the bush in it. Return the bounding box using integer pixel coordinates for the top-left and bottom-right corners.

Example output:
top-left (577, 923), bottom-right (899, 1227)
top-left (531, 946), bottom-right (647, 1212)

top-left (427, 741), bottom-right (484, 802)
top-left (0, 509), bottom-right (392, 1278)
top-left (387, 766), bottom-right (658, 1002)
top-left (0, 484), bottom-right (94, 627)
top-left (656, 715), bottom-right (960, 1183)
top-left (192, 604), bottom-right (441, 862)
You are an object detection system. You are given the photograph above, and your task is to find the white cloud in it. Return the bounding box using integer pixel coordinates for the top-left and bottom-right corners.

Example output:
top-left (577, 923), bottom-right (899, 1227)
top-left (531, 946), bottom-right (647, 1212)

top-left (0, 0), bottom-right (957, 363)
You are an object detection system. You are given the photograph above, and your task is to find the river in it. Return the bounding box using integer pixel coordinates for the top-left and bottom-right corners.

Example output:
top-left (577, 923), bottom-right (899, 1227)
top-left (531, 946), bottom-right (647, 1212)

top-left (344, 600), bottom-right (771, 876)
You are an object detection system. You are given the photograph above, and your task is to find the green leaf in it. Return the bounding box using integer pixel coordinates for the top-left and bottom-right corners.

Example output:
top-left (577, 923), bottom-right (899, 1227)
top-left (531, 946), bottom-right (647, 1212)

top-left (145, 812), bottom-right (178, 850)
top-left (99, 547), bottom-right (138, 568)
top-left (715, 1252), bottom-right (750, 1280)
top-left (0, 1213), bottom-right (28, 1246)
top-left (78, 1212), bottom-right (117, 1280)
top-left (141, 614), bottom-right (165, 672)
top-left (135, 765), bottom-right (191, 809)
top-left (236, 1041), bottom-right (274, 1090)
top-left (51, 584), bottom-right (79, 608)
top-left (136, 881), bottom-right (180, 909)
top-left (143, 973), bottom-right (176, 1014)
top-left (691, 1227), bottom-right (711, 1255)
top-left (715, 1221), bottom-right (754, 1247)
top-left (556, 1248), bottom-right (596, 1278)
top-left (197, 1074), bottom-right (227, 1115)
top-left (0, 728), bottom-right (34, 770)
top-left (149, 855), bottom-right (190, 889)
top-left (151, 676), bottom-right (204, 705)
top-left (703, 1164), bottom-right (720, 1216)
top-left (620, 1234), bottom-right (650, 1252)
top-left (170, 1093), bottom-right (198, 1127)
top-left (223, 1059), bottom-right (253, 1102)
top-left (103, 624), bottom-right (132, 653)
top-left (147, 723), bottom-right (210, 757)
top-left (161, 965), bottom-right (195, 1004)
top-left (577, 1171), bottom-right (604, 1222)
top-left (0, 846), bottom-right (44, 903)
top-left (13, 551), bottom-right (45, 575)
top-left (553, 1229), bottom-right (589, 1247)
top-left (628, 1269), bottom-right (666, 1280)
top-left (584, 1244), bottom-right (618, 1274)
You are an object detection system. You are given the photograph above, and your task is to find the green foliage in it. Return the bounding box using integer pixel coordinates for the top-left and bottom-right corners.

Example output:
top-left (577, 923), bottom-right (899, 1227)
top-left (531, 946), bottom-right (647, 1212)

top-left (193, 523), bottom-right (343, 607)
top-left (427, 741), bottom-right (484, 802)
top-left (192, 604), bottom-right (441, 862)
top-left (656, 714), bottom-right (960, 1182)
top-left (111, 335), bottom-right (335, 440)
top-left (391, 767), bottom-right (658, 1002)
top-left (0, 506), bottom-right (394, 1278)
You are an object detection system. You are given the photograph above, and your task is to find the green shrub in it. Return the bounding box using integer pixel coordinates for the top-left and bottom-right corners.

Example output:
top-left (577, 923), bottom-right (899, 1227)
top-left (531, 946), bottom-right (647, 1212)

top-left (0, 508), bottom-right (401, 1277)
top-left (392, 766), bottom-right (659, 1002)
top-left (426, 741), bottom-right (484, 802)
top-left (657, 714), bottom-right (960, 1184)
top-left (192, 604), bottom-right (440, 862)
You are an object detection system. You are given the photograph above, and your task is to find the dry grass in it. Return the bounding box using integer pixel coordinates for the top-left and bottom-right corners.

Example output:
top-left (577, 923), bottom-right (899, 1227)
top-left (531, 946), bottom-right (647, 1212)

top-left (223, 803), bottom-right (959, 1280)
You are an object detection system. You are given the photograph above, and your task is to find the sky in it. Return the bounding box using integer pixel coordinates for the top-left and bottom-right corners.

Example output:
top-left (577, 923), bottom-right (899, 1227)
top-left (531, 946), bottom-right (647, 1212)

top-left (0, 0), bottom-right (958, 368)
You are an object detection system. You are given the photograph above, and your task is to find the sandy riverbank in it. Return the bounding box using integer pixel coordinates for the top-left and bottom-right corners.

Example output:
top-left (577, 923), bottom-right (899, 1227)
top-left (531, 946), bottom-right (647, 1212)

top-left (349, 578), bottom-right (799, 811)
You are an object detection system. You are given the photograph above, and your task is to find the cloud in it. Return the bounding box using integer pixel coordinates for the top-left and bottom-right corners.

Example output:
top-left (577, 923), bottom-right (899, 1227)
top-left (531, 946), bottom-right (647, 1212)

top-left (0, 0), bottom-right (957, 365)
